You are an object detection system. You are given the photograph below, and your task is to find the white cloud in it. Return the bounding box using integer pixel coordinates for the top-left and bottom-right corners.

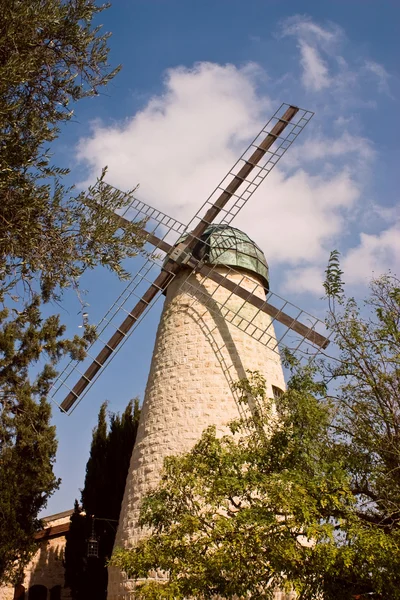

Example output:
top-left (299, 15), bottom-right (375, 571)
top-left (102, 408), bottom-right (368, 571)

top-left (298, 41), bottom-right (331, 91)
top-left (364, 60), bottom-right (391, 95)
top-left (342, 222), bottom-right (400, 285)
top-left (281, 221), bottom-right (400, 295)
top-left (280, 15), bottom-right (393, 105)
top-left (78, 63), bottom-right (270, 220)
top-left (281, 16), bottom-right (343, 92)
top-left (76, 60), bottom-right (395, 295)
top-left (239, 168), bottom-right (360, 267)
top-left (290, 131), bottom-right (375, 166)
top-left (281, 265), bottom-right (325, 295)
top-left (282, 221), bottom-right (400, 295)
top-left (281, 15), bottom-right (341, 45)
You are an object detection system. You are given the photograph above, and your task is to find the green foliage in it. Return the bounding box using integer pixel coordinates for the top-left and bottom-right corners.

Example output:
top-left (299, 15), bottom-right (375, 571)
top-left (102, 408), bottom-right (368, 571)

top-left (0, 0), bottom-right (148, 584)
top-left (64, 399), bottom-right (141, 600)
top-left (111, 372), bottom-right (348, 599)
top-left (0, 297), bottom-right (89, 583)
top-left (324, 250), bottom-right (344, 301)
top-left (111, 274), bottom-right (400, 599)
top-left (0, 0), bottom-right (147, 301)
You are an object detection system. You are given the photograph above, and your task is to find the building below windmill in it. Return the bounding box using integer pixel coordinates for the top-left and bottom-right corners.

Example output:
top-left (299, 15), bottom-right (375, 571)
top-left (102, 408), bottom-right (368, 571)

top-left (0, 510), bottom-right (73, 600)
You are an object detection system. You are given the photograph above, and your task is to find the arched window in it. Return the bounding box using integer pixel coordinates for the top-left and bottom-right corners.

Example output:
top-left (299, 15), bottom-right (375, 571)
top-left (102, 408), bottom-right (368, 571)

top-left (13, 583), bottom-right (25, 599)
top-left (28, 584), bottom-right (47, 600)
top-left (50, 586), bottom-right (61, 600)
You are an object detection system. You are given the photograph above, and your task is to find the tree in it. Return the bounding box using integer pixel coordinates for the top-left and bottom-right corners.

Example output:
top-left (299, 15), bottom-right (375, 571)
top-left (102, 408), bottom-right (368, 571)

top-left (64, 399), bottom-right (141, 600)
top-left (0, 0), bottom-right (147, 583)
top-left (110, 267), bottom-right (400, 599)
top-left (62, 501), bottom-right (88, 598)
top-left (0, 0), bottom-right (147, 302)
top-left (0, 298), bottom-right (88, 583)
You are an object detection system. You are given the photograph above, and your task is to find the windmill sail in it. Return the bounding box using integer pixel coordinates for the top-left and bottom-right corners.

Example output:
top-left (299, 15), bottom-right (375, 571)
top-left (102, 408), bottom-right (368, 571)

top-left (51, 104), bottom-right (315, 413)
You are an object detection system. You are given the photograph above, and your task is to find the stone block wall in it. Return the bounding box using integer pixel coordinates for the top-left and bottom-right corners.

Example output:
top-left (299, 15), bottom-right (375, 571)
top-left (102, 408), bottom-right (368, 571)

top-left (0, 511), bottom-right (72, 600)
top-left (108, 266), bottom-right (286, 598)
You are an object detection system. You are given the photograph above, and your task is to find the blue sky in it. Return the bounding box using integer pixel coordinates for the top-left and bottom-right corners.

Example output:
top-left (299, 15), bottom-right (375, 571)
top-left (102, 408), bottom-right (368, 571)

top-left (45, 0), bottom-right (399, 515)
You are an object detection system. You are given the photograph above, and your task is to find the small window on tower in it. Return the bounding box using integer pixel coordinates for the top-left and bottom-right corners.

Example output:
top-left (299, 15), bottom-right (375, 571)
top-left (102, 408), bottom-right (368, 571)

top-left (272, 385), bottom-right (284, 400)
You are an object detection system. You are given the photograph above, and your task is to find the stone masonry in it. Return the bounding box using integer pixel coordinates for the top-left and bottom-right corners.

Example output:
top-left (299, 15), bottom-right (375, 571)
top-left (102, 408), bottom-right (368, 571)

top-left (107, 264), bottom-right (286, 599)
top-left (0, 510), bottom-right (72, 600)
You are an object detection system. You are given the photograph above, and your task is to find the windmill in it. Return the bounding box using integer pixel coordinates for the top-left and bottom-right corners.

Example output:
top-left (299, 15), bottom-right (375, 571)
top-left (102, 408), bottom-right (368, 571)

top-left (50, 104), bottom-right (329, 598)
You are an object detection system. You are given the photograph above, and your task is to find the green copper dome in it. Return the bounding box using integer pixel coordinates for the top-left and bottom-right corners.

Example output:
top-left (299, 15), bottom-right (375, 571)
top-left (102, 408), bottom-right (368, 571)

top-left (179, 224), bottom-right (269, 290)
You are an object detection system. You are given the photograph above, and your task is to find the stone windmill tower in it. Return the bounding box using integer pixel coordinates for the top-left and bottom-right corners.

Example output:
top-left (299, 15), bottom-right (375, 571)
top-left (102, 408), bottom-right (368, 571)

top-left (51, 104), bottom-right (329, 598)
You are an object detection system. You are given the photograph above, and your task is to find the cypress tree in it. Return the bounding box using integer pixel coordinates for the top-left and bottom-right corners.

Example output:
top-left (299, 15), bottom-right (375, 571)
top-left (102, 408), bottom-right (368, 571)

top-left (65, 400), bottom-right (140, 599)
top-left (0, 299), bottom-right (69, 584)
top-left (63, 501), bottom-right (87, 600)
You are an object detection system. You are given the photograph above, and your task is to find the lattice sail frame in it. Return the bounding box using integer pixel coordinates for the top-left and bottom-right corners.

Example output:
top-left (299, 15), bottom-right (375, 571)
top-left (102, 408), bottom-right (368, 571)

top-left (49, 205), bottom-right (186, 413)
top-left (184, 104), bottom-right (313, 232)
top-left (50, 104), bottom-right (318, 413)
top-left (181, 261), bottom-right (330, 357)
